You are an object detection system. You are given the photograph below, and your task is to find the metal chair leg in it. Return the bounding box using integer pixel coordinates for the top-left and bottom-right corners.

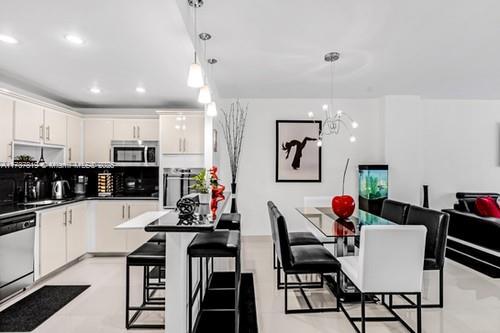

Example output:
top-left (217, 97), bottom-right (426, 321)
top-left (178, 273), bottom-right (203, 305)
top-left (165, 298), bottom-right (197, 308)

top-left (417, 292), bottom-right (422, 333)
top-left (188, 256), bottom-right (193, 333)
top-left (361, 293), bottom-right (366, 333)
top-left (439, 268), bottom-right (444, 308)
top-left (284, 273), bottom-right (288, 314)
top-left (125, 262), bottom-right (130, 329)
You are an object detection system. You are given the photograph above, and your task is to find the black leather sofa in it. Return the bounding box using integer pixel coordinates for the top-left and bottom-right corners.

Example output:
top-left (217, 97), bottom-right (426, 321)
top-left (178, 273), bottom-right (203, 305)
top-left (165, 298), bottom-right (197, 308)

top-left (443, 192), bottom-right (500, 278)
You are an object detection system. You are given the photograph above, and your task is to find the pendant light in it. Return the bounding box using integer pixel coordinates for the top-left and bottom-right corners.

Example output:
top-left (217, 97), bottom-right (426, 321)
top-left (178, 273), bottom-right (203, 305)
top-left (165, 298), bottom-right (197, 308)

top-left (206, 58), bottom-right (218, 116)
top-left (198, 32), bottom-right (212, 104)
top-left (187, 0), bottom-right (204, 88)
top-left (307, 52), bottom-right (359, 146)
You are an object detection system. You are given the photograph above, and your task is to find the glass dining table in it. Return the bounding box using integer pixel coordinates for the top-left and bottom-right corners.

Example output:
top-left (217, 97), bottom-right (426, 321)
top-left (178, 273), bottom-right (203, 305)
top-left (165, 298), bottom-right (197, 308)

top-left (296, 207), bottom-right (395, 298)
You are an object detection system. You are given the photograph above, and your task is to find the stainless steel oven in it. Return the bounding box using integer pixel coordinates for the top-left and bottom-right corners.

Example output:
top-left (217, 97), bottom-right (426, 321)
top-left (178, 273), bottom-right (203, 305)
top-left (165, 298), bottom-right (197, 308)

top-left (111, 141), bottom-right (159, 166)
top-left (163, 168), bottom-right (203, 208)
top-left (0, 213), bottom-right (36, 303)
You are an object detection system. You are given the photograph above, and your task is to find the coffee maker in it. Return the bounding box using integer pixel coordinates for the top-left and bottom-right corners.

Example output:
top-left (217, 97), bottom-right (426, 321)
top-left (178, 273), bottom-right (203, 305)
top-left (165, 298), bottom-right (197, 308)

top-left (74, 175), bottom-right (88, 196)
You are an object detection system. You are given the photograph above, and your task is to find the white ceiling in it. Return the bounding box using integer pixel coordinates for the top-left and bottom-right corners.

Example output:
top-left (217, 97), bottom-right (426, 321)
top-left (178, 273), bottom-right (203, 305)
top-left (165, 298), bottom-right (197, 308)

top-left (183, 0), bottom-right (500, 99)
top-left (2, 0), bottom-right (500, 108)
top-left (0, 0), bottom-right (198, 108)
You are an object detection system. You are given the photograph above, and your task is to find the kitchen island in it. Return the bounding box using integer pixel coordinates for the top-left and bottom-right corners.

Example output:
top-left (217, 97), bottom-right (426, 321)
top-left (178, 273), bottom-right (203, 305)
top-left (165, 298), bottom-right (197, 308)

top-left (116, 193), bottom-right (230, 333)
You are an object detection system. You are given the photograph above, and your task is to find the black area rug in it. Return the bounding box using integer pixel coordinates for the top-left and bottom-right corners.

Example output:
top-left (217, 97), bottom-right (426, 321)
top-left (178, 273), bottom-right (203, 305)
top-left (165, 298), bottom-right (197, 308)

top-left (239, 273), bottom-right (258, 333)
top-left (0, 285), bottom-right (90, 332)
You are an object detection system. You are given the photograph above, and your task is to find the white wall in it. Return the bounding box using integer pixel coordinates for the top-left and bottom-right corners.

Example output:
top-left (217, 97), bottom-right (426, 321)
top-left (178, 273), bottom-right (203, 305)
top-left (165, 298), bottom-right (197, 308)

top-left (422, 99), bottom-right (500, 209)
top-left (216, 98), bottom-right (385, 235)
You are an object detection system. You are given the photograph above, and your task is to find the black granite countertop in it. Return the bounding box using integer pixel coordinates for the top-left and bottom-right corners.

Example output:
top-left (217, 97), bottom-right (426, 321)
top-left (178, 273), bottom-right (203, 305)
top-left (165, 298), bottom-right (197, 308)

top-left (145, 193), bottom-right (230, 233)
top-left (0, 195), bottom-right (158, 219)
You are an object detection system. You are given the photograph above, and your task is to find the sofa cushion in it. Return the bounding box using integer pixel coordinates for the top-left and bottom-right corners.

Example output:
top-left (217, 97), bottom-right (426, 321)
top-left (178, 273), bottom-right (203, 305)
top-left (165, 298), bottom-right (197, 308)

top-left (476, 197), bottom-right (500, 218)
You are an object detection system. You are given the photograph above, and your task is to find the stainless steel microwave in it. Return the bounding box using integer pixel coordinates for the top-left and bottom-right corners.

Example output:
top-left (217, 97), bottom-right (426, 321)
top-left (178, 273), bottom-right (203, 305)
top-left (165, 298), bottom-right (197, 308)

top-left (111, 141), bottom-right (159, 166)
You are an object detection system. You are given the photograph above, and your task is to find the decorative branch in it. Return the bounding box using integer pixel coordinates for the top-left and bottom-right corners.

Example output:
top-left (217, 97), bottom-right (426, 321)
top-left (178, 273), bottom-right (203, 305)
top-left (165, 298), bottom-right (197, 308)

top-left (219, 99), bottom-right (248, 183)
top-left (342, 158), bottom-right (350, 195)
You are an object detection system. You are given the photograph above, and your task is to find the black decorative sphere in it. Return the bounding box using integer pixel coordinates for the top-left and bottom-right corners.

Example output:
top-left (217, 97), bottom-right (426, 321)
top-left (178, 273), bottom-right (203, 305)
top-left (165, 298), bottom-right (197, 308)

top-left (176, 197), bottom-right (197, 216)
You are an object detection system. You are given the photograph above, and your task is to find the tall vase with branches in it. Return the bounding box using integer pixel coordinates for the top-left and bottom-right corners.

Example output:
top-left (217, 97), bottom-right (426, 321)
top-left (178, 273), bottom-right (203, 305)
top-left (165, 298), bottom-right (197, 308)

top-left (219, 99), bottom-right (248, 213)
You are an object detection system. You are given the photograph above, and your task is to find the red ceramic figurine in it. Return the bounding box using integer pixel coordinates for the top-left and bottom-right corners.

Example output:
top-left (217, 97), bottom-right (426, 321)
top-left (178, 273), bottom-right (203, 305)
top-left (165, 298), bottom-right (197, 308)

top-left (332, 158), bottom-right (355, 219)
top-left (209, 166), bottom-right (225, 217)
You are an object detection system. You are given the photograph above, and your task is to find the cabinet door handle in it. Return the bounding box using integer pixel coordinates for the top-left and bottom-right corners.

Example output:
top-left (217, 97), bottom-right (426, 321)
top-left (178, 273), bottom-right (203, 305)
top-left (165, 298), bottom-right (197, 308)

top-left (183, 138), bottom-right (186, 152)
top-left (127, 205), bottom-right (131, 219)
top-left (63, 211), bottom-right (67, 226)
top-left (68, 147), bottom-right (72, 162)
top-left (7, 143), bottom-right (12, 158)
top-left (178, 138), bottom-right (181, 152)
top-left (109, 148), bottom-right (112, 162)
top-left (39, 125), bottom-right (44, 139)
top-left (122, 205), bottom-right (125, 219)
top-left (69, 209), bottom-right (73, 224)
top-left (46, 126), bottom-right (50, 141)
top-left (133, 126), bottom-right (136, 139)
top-left (137, 126), bottom-right (140, 139)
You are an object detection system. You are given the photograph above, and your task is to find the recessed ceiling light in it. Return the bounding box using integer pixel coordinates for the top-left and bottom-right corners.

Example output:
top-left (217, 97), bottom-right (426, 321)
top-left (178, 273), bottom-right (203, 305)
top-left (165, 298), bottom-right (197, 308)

top-left (65, 34), bottom-right (84, 45)
top-left (136, 86), bottom-right (146, 94)
top-left (90, 86), bottom-right (101, 94)
top-left (0, 34), bottom-right (18, 44)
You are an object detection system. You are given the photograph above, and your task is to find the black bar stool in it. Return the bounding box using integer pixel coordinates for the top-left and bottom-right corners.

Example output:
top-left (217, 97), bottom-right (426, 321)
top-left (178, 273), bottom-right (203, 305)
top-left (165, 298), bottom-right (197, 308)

top-left (145, 233), bottom-right (166, 304)
top-left (215, 213), bottom-right (241, 230)
top-left (126, 242), bottom-right (166, 329)
top-left (188, 230), bottom-right (241, 333)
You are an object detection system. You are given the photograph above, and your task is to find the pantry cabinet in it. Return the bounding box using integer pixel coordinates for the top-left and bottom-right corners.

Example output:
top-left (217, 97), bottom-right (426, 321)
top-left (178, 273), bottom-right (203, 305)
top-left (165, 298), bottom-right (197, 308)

top-left (67, 115), bottom-right (82, 163)
top-left (0, 96), bottom-right (13, 161)
top-left (161, 114), bottom-right (204, 154)
top-left (84, 118), bottom-right (113, 162)
top-left (39, 202), bottom-right (88, 277)
top-left (14, 100), bottom-right (44, 143)
top-left (113, 119), bottom-right (159, 141)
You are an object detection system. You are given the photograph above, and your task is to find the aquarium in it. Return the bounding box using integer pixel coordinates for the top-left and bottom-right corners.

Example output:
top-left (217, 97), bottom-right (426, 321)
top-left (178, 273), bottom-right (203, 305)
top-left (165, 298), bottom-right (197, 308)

top-left (358, 165), bottom-right (388, 216)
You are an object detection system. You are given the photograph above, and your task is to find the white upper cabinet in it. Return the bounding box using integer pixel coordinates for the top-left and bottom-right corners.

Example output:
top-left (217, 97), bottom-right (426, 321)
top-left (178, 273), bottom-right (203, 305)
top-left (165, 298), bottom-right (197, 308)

top-left (161, 114), bottom-right (204, 154)
top-left (14, 100), bottom-right (44, 143)
top-left (113, 118), bottom-right (159, 141)
top-left (0, 96), bottom-right (14, 161)
top-left (84, 118), bottom-right (113, 162)
top-left (67, 115), bottom-right (82, 163)
top-left (136, 119), bottom-right (159, 141)
top-left (44, 108), bottom-right (67, 146)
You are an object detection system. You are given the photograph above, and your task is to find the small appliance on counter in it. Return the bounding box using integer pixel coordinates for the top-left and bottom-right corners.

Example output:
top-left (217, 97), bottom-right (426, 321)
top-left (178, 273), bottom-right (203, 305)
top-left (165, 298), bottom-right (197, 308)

top-left (163, 168), bottom-right (203, 208)
top-left (97, 171), bottom-right (114, 197)
top-left (74, 175), bottom-right (88, 196)
top-left (52, 180), bottom-right (70, 200)
top-left (111, 140), bottom-right (159, 166)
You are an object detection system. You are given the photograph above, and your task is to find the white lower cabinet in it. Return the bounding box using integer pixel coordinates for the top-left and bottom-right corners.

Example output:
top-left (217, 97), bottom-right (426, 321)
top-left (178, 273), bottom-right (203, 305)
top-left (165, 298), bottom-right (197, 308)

top-left (39, 202), bottom-right (88, 277)
top-left (126, 201), bottom-right (158, 252)
top-left (94, 200), bottom-right (158, 253)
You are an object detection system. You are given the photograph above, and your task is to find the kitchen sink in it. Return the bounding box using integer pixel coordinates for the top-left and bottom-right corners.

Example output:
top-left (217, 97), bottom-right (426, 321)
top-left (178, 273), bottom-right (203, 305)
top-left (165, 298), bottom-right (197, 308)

top-left (18, 200), bottom-right (65, 206)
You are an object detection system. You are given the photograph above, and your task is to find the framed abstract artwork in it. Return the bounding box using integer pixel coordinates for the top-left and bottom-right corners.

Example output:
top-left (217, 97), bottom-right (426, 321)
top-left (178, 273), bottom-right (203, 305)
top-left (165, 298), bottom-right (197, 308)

top-left (275, 120), bottom-right (322, 182)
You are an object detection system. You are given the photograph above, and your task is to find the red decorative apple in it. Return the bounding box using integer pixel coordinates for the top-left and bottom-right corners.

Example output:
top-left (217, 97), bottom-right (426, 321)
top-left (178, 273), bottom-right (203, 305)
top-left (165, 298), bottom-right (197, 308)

top-left (332, 195), bottom-right (355, 219)
top-left (332, 158), bottom-right (356, 219)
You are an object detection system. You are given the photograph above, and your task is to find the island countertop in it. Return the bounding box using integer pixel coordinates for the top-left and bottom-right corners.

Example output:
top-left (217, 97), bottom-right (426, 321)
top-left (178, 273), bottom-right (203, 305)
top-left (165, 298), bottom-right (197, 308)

top-left (144, 192), bottom-right (230, 233)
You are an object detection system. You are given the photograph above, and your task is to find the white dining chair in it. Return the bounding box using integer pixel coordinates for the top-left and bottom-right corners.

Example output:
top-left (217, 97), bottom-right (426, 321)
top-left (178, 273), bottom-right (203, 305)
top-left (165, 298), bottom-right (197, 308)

top-left (337, 225), bottom-right (427, 333)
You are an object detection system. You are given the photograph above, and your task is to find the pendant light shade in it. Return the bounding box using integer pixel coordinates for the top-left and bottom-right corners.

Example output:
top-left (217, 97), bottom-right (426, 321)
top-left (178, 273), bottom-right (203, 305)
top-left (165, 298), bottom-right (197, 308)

top-left (187, 63), bottom-right (204, 88)
top-left (206, 101), bottom-right (217, 117)
top-left (198, 85), bottom-right (211, 104)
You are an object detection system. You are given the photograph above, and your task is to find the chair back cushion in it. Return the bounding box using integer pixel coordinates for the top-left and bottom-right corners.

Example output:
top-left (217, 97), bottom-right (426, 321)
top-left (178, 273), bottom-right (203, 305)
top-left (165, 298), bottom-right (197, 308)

top-left (358, 225), bottom-right (427, 293)
top-left (406, 206), bottom-right (450, 268)
top-left (267, 202), bottom-right (293, 270)
top-left (380, 199), bottom-right (410, 224)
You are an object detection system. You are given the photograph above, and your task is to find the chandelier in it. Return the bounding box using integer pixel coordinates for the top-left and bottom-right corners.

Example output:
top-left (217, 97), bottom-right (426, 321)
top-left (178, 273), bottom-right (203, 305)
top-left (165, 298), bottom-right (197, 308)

top-left (308, 52), bottom-right (358, 147)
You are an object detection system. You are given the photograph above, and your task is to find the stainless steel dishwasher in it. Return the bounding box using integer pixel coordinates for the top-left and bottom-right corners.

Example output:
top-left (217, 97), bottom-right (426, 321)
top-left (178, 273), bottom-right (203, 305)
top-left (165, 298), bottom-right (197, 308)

top-left (0, 213), bottom-right (36, 303)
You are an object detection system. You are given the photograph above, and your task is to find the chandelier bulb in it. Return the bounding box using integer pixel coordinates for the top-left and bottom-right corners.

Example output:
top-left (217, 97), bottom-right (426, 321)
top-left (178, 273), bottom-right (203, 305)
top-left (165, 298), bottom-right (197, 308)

top-left (317, 139), bottom-right (323, 147)
top-left (337, 110), bottom-right (343, 115)
top-left (349, 135), bottom-right (357, 143)
top-left (352, 121), bottom-right (359, 129)
top-left (307, 111), bottom-right (314, 118)
top-left (322, 104), bottom-right (329, 111)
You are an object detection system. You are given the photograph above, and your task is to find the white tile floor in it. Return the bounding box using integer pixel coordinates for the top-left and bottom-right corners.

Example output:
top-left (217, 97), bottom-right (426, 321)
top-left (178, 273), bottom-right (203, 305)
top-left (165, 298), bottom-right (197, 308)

top-left (1, 236), bottom-right (499, 333)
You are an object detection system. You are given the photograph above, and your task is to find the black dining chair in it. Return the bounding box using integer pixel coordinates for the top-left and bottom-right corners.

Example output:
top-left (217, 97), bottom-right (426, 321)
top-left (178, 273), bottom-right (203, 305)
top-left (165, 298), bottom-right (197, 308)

top-left (268, 201), bottom-right (341, 314)
top-left (267, 201), bottom-right (323, 290)
top-left (380, 199), bottom-right (410, 224)
top-left (391, 205), bottom-right (450, 309)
